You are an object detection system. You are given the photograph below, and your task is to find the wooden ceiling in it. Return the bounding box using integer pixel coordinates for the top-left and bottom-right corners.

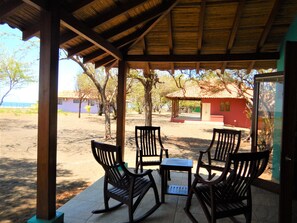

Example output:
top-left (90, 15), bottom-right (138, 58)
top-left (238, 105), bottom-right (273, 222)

top-left (1, 0), bottom-right (297, 73)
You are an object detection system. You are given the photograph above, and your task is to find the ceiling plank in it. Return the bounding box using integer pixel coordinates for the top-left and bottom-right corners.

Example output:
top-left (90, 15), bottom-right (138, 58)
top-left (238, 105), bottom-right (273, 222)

top-left (197, 0), bottom-right (206, 53)
top-left (59, 0), bottom-right (148, 44)
top-left (226, 0), bottom-right (245, 52)
top-left (125, 52), bottom-right (279, 62)
top-left (257, 0), bottom-right (282, 51)
top-left (60, 9), bottom-right (122, 60)
top-left (129, 0), bottom-right (179, 49)
top-left (0, 0), bottom-right (23, 20)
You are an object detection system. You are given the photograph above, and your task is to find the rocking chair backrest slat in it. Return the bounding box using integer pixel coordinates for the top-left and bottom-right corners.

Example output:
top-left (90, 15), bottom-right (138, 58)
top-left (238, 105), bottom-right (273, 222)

top-left (218, 150), bottom-right (269, 202)
top-left (91, 140), bottom-right (128, 188)
top-left (212, 129), bottom-right (241, 162)
top-left (136, 126), bottom-right (162, 156)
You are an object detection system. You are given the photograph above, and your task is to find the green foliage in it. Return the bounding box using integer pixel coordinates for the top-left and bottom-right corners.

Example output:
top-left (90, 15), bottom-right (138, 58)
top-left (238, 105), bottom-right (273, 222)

top-left (0, 51), bottom-right (36, 106)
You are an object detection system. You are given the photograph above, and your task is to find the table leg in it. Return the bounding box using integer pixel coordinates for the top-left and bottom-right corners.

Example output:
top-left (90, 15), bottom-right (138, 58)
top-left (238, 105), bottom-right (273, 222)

top-left (161, 167), bottom-right (165, 203)
top-left (188, 169), bottom-right (191, 194)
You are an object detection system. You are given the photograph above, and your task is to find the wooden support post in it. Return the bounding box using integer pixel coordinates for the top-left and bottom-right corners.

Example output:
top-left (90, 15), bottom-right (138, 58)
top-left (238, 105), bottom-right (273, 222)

top-left (35, 1), bottom-right (61, 221)
top-left (279, 41), bottom-right (297, 223)
top-left (116, 60), bottom-right (127, 160)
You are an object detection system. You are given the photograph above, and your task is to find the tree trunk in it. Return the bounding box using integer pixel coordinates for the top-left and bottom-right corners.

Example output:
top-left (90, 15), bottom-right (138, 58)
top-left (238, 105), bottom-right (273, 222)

top-left (78, 99), bottom-right (82, 118)
top-left (144, 81), bottom-right (153, 126)
top-left (98, 103), bottom-right (103, 116)
top-left (103, 99), bottom-right (112, 139)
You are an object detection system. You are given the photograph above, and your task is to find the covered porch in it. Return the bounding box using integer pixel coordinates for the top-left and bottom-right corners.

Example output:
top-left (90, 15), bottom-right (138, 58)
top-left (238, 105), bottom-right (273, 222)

top-left (1, 0), bottom-right (297, 222)
top-left (58, 171), bottom-right (279, 223)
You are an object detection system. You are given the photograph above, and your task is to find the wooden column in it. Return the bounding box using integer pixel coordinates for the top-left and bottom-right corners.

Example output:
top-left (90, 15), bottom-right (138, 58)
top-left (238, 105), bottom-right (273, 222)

top-left (279, 41), bottom-right (297, 222)
top-left (36, 1), bottom-right (60, 220)
top-left (116, 60), bottom-right (127, 160)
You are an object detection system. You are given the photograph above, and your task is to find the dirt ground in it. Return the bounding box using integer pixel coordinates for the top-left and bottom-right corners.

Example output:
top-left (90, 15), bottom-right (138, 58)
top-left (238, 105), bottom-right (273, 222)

top-left (0, 111), bottom-right (250, 223)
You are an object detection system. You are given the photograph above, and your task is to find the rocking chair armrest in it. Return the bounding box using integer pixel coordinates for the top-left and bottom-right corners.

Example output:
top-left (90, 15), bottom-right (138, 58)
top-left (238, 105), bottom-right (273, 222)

top-left (125, 168), bottom-right (153, 178)
top-left (193, 173), bottom-right (220, 185)
top-left (161, 147), bottom-right (169, 158)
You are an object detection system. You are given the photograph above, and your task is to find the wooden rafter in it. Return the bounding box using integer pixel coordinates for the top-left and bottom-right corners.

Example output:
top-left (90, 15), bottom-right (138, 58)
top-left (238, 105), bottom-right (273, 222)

top-left (67, 1), bottom-right (172, 59)
top-left (83, 17), bottom-right (159, 63)
top-left (221, 61), bottom-right (227, 74)
top-left (59, 0), bottom-right (148, 45)
top-left (142, 38), bottom-right (150, 74)
top-left (196, 62), bottom-right (200, 74)
top-left (226, 0), bottom-right (245, 53)
top-left (247, 61), bottom-right (255, 74)
top-left (95, 55), bottom-right (115, 68)
top-left (125, 52), bottom-right (279, 62)
top-left (197, 0), bottom-right (206, 53)
top-left (60, 9), bottom-right (122, 60)
top-left (257, 0), bottom-right (281, 52)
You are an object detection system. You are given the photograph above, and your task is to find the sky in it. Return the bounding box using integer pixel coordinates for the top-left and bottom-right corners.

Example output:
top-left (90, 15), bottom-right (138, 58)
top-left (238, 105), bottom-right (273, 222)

top-left (0, 24), bottom-right (83, 103)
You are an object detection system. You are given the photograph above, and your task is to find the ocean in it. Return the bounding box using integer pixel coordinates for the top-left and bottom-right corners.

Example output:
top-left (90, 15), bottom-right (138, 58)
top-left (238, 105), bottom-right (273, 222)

top-left (1, 102), bottom-right (36, 108)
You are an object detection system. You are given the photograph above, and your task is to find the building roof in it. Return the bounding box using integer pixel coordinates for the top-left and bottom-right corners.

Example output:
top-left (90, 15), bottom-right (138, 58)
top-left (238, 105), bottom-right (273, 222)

top-left (1, 0), bottom-right (297, 72)
top-left (166, 83), bottom-right (253, 100)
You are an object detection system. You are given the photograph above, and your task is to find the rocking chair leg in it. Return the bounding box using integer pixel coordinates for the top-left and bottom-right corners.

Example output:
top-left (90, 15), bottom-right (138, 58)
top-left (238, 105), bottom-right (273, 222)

top-left (92, 202), bottom-right (124, 214)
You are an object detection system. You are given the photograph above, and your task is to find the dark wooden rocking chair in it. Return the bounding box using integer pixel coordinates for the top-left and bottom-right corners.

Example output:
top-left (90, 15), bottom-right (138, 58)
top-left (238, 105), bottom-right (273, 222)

top-left (184, 150), bottom-right (270, 223)
top-left (91, 140), bottom-right (161, 223)
top-left (198, 128), bottom-right (241, 179)
top-left (135, 126), bottom-right (169, 174)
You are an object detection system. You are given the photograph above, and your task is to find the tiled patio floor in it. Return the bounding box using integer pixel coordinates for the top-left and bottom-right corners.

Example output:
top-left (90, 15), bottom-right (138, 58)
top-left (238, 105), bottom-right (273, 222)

top-left (58, 170), bottom-right (279, 223)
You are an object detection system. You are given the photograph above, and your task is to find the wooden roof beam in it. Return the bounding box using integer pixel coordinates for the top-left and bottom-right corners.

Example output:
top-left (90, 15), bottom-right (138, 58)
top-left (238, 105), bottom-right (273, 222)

top-left (142, 38), bottom-right (150, 74)
top-left (197, 0), bottom-right (206, 53)
top-left (257, 0), bottom-right (281, 52)
top-left (82, 34), bottom-right (136, 63)
top-left (129, 0), bottom-right (179, 49)
top-left (0, 0), bottom-right (24, 20)
top-left (82, 18), bottom-right (159, 63)
top-left (196, 62), bottom-right (200, 74)
top-left (59, 0), bottom-right (148, 45)
top-left (125, 52), bottom-right (279, 62)
top-left (247, 61), bottom-right (255, 74)
top-left (60, 9), bottom-right (122, 60)
top-left (95, 55), bottom-right (115, 68)
top-left (226, 0), bottom-right (245, 53)
top-left (71, 1), bottom-right (174, 57)
top-left (221, 62), bottom-right (227, 74)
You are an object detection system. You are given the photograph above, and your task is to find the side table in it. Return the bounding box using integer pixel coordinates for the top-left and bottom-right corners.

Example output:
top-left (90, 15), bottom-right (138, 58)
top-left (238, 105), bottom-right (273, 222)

top-left (160, 158), bottom-right (193, 203)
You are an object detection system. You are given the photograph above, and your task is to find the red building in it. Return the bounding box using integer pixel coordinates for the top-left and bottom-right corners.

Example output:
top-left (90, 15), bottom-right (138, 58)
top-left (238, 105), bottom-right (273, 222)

top-left (166, 84), bottom-right (252, 129)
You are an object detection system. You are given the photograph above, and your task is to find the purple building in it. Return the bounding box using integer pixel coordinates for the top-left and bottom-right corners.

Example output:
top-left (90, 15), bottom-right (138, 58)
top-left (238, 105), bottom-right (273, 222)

top-left (58, 91), bottom-right (99, 114)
